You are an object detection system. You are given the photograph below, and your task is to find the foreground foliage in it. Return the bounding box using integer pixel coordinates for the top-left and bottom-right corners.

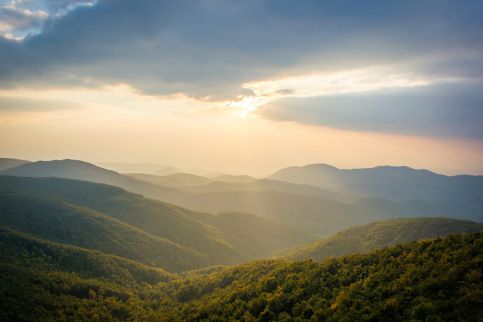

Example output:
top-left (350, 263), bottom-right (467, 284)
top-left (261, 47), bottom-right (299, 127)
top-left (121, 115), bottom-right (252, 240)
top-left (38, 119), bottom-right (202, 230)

top-left (0, 228), bottom-right (481, 321)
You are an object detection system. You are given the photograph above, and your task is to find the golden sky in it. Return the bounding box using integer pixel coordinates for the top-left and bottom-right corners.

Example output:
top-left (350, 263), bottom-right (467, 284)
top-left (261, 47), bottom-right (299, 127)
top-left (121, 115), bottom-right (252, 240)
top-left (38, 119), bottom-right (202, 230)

top-left (1, 1), bottom-right (482, 175)
top-left (1, 84), bottom-right (481, 176)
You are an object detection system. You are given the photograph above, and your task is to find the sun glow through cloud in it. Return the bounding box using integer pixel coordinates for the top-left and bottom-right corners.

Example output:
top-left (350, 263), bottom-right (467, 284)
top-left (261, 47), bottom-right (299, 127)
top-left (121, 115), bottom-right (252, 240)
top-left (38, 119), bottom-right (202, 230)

top-left (0, 0), bottom-right (482, 176)
top-left (225, 66), bottom-right (466, 116)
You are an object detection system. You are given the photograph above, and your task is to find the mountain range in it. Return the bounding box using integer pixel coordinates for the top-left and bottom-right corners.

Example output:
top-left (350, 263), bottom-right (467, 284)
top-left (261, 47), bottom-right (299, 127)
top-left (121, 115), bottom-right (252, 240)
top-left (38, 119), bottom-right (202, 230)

top-left (270, 163), bottom-right (483, 216)
top-left (2, 158), bottom-right (482, 236)
top-left (0, 175), bottom-right (311, 272)
top-left (0, 157), bottom-right (481, 320)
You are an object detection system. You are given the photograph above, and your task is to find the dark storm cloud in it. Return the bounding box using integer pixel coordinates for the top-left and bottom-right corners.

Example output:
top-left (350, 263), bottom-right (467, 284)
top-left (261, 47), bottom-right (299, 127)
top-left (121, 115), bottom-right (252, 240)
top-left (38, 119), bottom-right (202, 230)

top-left (0, 0), bottom-right (482, 99)
top-left (258, 81), bottom-right (483, 139)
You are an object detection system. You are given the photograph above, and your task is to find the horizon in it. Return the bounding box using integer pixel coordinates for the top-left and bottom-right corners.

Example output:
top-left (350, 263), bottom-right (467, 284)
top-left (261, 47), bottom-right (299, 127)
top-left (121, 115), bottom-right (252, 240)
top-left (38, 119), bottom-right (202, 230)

top-left (2, 156), bottom-right (481, 178)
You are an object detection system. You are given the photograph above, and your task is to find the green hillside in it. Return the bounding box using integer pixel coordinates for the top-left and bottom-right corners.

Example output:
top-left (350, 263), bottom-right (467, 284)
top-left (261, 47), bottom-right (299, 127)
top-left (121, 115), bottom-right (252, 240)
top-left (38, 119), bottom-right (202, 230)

top-left (157, 231), bottom-right (483, 321)
top-left (1, 231), bottom-right (481, 321)
top-left (0, 176), bottom-right (311, 269)
top-left (0, 227), bottom-right (172, 287)
top-left (280, 217), bottom-right (483, 261)
top-left (0, 227), bottom-right (171, 322)
top-left (0, 193), bottom-right (208, 272)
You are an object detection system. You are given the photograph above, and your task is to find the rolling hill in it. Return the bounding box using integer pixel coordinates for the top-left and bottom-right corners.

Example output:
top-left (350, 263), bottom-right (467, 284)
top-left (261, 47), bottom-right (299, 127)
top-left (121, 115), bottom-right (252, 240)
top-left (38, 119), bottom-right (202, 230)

top-left (0, 226), bottom-right (173, 321)
top-left (3, 159), bottom-right (482, 236)
top-left (0, 176), bottom-right (312, 269)
top-left (157, 231), bottom-right (483, 321)
top-left (0, 226), bottom-right (172, 287)
top-left (0, 159), bottom-right (179, 197)
top-left (1, 230), bottom-right (480, 321)
top-left (280, 217), bottom-right (483, 261)
top-left (0, 192), bottom-right (208, 272)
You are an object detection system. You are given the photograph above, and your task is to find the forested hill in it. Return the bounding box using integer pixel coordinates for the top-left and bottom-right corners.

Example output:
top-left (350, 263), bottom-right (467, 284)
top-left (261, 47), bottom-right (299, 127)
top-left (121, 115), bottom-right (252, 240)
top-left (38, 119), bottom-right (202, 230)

top-left (280, 217), bottom-right (483, 261)
top-left (0, 175), bottom-right (311, 272)
top-left (0, 227), bottom-right (172, 287)
top-left (1, 231), bottom-right (481, 321)
top-left (159, 231), bottom-right (483, 321)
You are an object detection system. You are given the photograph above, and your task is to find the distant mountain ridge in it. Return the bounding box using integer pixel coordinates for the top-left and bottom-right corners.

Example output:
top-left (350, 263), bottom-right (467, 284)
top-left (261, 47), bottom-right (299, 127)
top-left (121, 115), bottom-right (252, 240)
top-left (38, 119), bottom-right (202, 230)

top-left (0, 158), bottom-right (31, 171)
top-left (269, 163), bottom-right (483, 219)
top-left (269, 163), bottom-right (482, 190)
top-left (3, 159), bottom-right (482, 236)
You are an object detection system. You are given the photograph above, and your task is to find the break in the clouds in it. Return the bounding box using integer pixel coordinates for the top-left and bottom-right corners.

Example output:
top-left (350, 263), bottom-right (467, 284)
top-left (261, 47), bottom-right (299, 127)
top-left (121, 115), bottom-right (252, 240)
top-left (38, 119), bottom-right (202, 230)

top-left (0, 0), bottom-right (482, 138)
top-left (0, 0), bottom-right (95, 39)
top-left (259, 81), bottom-right (483, 139)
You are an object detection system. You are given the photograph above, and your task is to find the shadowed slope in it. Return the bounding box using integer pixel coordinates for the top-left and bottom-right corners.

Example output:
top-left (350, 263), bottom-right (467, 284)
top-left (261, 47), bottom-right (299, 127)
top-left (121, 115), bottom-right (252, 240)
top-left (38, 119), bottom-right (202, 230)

top-left (0, 226), bottom-right (172, 286)
top-left (0, 176), bottom-right (311, 267)
top-left (0, 193), bottom-right (208, 272)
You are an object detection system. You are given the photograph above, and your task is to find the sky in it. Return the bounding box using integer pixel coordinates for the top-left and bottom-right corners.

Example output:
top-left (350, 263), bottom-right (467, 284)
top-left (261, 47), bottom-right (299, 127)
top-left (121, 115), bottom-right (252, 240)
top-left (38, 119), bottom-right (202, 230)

top-left (0, 0), bottom-right (482, 176)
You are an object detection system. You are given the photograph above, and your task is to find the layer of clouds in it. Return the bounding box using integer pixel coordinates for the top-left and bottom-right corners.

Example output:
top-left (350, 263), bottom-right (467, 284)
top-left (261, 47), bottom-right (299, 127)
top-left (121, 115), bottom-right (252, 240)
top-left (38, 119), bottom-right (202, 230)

top-left (0, 0), bottom-right (482, 99)
top-left (259, 81), bottom-right (483, 139)
top-left (0, 0), bottom-right (482, 139)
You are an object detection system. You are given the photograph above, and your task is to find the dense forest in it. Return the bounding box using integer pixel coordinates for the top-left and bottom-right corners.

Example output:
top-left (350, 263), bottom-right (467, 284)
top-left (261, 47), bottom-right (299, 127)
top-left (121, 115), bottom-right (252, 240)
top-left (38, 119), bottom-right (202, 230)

top-left (1, 228), bottom-right (481, 321)
top-left (0, 175), bottom-right (482, 321)
top-left (281, 217), bottom-right (483, 261)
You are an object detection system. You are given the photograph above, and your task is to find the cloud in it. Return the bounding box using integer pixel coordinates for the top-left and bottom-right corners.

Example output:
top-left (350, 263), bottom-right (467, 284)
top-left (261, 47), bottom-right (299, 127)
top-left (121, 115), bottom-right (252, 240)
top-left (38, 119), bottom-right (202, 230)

top-left (0, 0), bottom-right (482, 102)
top-left (258, 80), bottom-right (483, 139)
top-left (43, 0), bottom-right (96, 15)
